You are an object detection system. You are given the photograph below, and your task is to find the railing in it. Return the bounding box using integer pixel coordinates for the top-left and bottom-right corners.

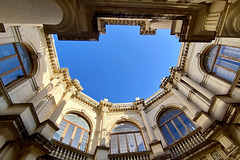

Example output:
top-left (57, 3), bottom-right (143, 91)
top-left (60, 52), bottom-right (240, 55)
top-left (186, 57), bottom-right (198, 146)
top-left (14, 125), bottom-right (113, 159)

top-left (109, 151), bottom-right (151, 160)
top-left (43, 140), bottom-right (93, 160)
top-left (169, 129), bottom-right (206, 159)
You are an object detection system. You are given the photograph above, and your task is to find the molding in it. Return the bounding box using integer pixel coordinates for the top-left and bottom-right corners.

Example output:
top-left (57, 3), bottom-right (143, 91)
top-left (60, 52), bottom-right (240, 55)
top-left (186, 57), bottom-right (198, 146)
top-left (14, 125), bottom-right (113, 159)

top-left (98, 17), bottom-right (156, 35)
top-left (0, 115), bottom-right (29, 139)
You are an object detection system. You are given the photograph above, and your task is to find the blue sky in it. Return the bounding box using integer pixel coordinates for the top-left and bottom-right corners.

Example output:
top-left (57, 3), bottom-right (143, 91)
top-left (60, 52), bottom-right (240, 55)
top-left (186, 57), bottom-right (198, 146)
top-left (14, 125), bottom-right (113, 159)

top-left (54, 25), bottom-right (181, 103)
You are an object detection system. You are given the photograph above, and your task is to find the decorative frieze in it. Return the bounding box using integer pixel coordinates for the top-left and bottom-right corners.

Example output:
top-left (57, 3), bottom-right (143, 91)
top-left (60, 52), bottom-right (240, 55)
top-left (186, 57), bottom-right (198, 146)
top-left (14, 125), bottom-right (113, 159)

top-left (98, 17), bottom-right (156, 35)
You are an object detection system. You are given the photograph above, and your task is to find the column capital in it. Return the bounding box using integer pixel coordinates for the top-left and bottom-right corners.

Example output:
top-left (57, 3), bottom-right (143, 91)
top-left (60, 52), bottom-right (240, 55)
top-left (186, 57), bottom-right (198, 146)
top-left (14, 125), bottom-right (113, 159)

top-left (133, 99), bottom-right (145, 110)
top-left (99, 100), bottom-right (113, 112)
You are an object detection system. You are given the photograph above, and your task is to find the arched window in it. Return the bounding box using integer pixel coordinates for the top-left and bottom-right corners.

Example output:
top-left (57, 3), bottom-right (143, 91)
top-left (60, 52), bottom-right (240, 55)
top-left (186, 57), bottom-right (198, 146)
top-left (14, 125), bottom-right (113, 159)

top-left (203, 45), bottom-right (240, 82)
top-left (0, 43), bottom-right (32, 86)
top-left (53, 114), bottom-right (90, 151)
top-left (110, 122), bottom-right (146, 154)
top-left (158, 109), bottom-right (196, 145)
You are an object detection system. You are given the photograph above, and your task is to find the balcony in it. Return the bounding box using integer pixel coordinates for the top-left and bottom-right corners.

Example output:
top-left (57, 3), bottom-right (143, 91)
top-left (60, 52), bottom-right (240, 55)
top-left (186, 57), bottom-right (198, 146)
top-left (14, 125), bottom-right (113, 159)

top-left (168, 129), bottom-right (207, 159)
top-left (39, 139), bottom-right (93, 160)
top-left (109, 151), bottom-right (152, 160)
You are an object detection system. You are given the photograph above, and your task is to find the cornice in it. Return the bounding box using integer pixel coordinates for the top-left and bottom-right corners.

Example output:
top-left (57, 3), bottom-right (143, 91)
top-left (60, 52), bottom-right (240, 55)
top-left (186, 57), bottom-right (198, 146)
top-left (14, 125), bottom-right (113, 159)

top-left (109, 104), bottom-right (138, 112)
top-left (145, 90), bottom-right (171, 108)
top-left (160, 42), bottom-right (190, 89)
top-left (73, 92), bottom-right (100, 110)
top-left (98, 17), bottom-right (156, 35)
top-left (45, 34), bottom-right (83, 93)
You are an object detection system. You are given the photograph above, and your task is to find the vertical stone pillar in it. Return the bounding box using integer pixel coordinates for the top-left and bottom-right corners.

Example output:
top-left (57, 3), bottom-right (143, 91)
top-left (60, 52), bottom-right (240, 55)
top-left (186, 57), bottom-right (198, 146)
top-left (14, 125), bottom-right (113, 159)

top-left (181, 76), bottom-right (214, 100)
top-left (171, 88), bottom-right (200, 118)
top-left (134, 99), bottom-right (165, 157)
top-left (99, 99), bottom-right (112, 146)
top-left (134, 99), bottom-right (156, 142)
top-left (0, 0), bottom-right (63, 25)
top-left (29, 78), bottom-right (59, 107)
top-left (50, 91), bottom-right (72, 124)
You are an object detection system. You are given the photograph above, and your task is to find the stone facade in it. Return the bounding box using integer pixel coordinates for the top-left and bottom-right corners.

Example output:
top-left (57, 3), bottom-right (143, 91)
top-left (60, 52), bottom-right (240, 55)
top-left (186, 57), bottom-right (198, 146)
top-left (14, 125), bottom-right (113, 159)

top-left (0, 0), bottom-right (240, 160)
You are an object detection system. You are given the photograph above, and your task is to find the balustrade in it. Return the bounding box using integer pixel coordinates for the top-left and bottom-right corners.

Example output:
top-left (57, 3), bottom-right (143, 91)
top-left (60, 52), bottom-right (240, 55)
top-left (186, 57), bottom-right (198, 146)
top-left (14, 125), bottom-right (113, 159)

top-left (169, 130), bottom-right (206, 159)
top-left (39, 139), bottom-right (93, 160)
top-left (109, 151), bottom-right (151, 160)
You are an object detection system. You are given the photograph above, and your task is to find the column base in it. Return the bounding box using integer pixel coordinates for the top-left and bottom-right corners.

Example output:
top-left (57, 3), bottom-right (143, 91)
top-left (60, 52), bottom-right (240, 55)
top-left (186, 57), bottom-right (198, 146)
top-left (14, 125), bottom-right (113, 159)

top-left (149, 140), bottom-right (165, 157)
top-left (93, 146), bottom-right (110, 160)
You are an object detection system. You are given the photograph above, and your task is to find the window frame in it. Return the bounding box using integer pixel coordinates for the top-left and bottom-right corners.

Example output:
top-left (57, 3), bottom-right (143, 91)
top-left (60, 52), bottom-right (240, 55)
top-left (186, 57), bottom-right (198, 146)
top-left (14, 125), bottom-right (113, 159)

top-left (55, 115), bottom-right (91, 152)
top-left (158, 109), bottom-right (196, 145)
top-left (110, 122), bottom-right (147, 154)
top-left (202, 44), bottom-right (240, 83)
top-left (0, 43), bottom-right (33, 88)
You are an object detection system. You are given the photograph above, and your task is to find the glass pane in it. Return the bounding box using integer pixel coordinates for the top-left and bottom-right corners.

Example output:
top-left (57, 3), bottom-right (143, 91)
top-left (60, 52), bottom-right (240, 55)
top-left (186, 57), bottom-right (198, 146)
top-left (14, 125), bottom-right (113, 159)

top-left (0, 44), bottom-right (15, 58)
top-left (179, 113), bottom-right (195, 131)
top-left (135, 133), bottom-right (146, 151)
top-left (16, 43), bottom-right (32, 74)
top-left (166, 121), bottom-right (181, 140)
top-left (126, 133), bottom-right (137, 152)
top-left (213, 66), bottom-right (235, 82)
top-left (119, 134), bottom-right (128, 153)
top-left (111, 135), bottom-right (118, 154)
top-left (62, 124), bottom-right (75, 145)
top-left (173, 117), bottom-right (188, 136)
top-left (72, 128), bottom-right (82, 148)
top-left (161, 125), bottom-right (174, 145)
top-left (79, 131), bottom-right (89, 151)
top-left (2, 69), bottom-right (24, 85)
top-left (159, 109), bottom-right (181, 125)
top-left (220, 46), bottom-right (240, 59)
top-left (111, 122), bottom-right (139, 133)
top-left (215, 57), bottom-right (239, 72)
top-left (53, 120), bottom-right (68, 141)
top-left (204, 45), bottom-right (219, 71)
top-left (64, 114), bottom-right (90, 130)
top-left (0, 56), bottom-right (20, 74)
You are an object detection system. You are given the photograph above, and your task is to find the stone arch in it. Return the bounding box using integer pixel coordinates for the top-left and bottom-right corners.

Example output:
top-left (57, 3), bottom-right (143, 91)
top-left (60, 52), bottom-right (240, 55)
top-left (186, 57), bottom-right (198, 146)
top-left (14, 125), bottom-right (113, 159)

top-left (153, 103), bottom-right (186, 127)
top-left (106, 116), bottom-right (145, 132)
top-left (61, 107), bottom-right (95, 131)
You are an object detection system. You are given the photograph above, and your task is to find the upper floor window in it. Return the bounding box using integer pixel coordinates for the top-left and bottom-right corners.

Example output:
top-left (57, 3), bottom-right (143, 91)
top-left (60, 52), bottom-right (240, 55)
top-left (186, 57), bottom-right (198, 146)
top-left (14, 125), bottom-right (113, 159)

top-left (158, 109), bottom-right (196, 145)
top-left (53, 114), bottom-right (90, 151)
top-left (203, 45), bottom-right (240, 82)
top-left (0, 43), bottom-right (32, 86)
top-left (110, 122), bottom-right (146, 154)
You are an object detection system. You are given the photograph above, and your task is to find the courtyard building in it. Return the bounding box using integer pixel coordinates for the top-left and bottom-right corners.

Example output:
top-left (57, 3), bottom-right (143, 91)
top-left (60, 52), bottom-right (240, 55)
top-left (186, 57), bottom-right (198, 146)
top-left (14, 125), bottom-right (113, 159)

top-left (0, 0), bottom-right (240, 159)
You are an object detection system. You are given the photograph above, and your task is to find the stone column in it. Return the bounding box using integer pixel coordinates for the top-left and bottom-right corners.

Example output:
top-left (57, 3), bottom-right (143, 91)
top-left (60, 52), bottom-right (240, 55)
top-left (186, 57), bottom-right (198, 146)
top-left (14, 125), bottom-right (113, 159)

top-left (99, 99), bottom-right (112, 146)
top-left (181, 76), bottom-right (214, 100)
top-left (134, 99), bottom-right (165, 157)
top-left (141, 111), bottom-right (156, 142)
top-left (29, 78), bottom-right (59, 108)
top-left (171, 88), bottom-right (200, 118)
top-left (134, 99), bottom-right (156, 142)
top-left (50, 91), bottom-right (72, 124)
top-left (0, 0), bottom-right (63, 25)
